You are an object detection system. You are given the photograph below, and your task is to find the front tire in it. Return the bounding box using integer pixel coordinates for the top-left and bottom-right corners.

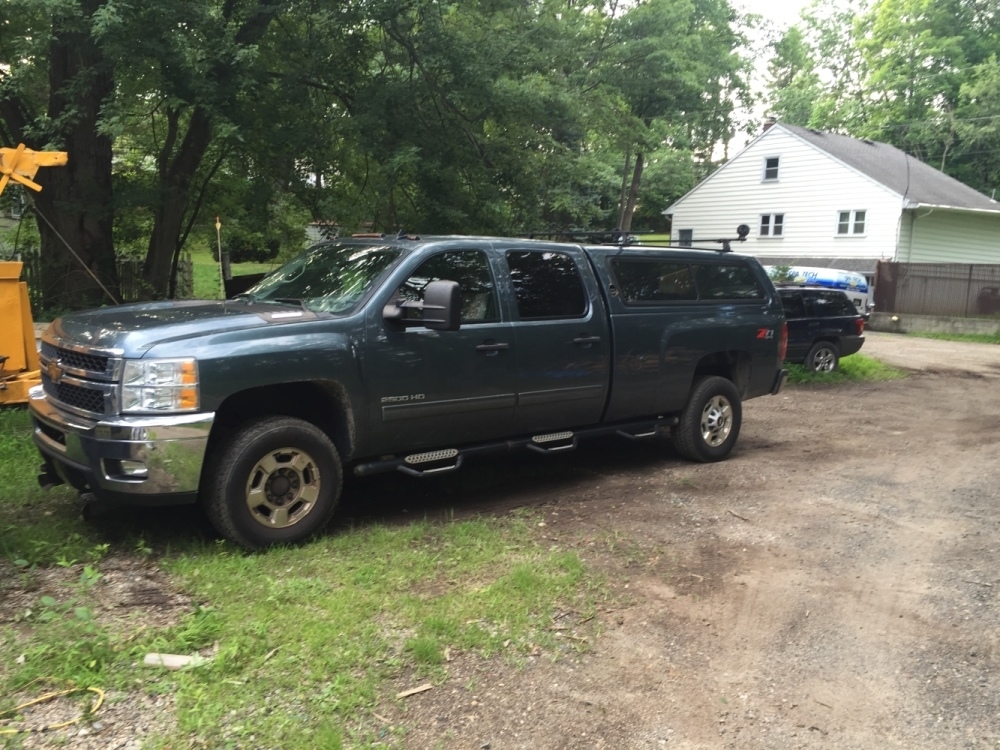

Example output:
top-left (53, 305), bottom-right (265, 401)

top-left (805, 341), bottom-right (839, 373)
top-left (672, 376), bottom-right (742, 463)
top-left (204, 417), bottom-right (342, 549)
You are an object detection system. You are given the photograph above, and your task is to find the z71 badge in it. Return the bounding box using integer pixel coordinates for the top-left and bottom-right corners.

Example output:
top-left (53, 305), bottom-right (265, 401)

top-left (756, 328), bottom-right (774, 340)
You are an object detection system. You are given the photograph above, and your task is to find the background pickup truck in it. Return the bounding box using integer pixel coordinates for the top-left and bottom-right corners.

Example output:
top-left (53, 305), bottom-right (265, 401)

top-left (30, 235), bottom-right (788, 548)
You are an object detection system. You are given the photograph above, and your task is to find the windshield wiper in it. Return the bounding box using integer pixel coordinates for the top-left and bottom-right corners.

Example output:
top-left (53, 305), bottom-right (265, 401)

top-left (270, 297), bottom-right (307, 310)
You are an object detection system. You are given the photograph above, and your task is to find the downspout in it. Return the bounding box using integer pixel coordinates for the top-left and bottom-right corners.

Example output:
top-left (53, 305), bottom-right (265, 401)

top-left (909, 207), bottom-right (934, 263)
top-left (908, 212), bottom-right (915, 262)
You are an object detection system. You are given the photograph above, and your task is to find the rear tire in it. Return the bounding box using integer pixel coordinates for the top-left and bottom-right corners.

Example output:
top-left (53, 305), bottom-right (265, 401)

top-left (672, 376), bottom-right (742, 463)
top-left (203, 417), bottom-right (342, 549)
top-left (805, 341), bottom-right (839, 373)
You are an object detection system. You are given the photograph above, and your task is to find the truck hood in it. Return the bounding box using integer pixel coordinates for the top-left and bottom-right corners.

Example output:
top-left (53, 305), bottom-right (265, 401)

top-left (47, 300), bottom-right (316, 355)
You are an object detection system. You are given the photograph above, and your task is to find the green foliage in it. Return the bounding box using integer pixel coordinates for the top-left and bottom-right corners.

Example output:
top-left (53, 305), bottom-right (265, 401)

top-left (768, 265), bottom-right (795, 283)
top-left (3, 0), bottom-right (754, 306)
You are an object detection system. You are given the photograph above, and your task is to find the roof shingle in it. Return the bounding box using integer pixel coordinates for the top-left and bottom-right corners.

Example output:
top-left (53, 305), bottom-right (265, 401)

top-left (780, 123), bottom-right (1000, 212)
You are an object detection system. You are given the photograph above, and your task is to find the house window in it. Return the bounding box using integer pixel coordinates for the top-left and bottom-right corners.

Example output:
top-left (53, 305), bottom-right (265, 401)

top-left (678, 229), bottom-right (693, 247)
top-left (762, 156), bottom-right (780, 181)
top-left (836, 210), bottom-right (867, 236)
top-left (759, 213), bottom-right (784, 237)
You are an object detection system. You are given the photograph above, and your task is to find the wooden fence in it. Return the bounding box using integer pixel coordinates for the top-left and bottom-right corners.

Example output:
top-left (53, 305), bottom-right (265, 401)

top-left (7, 250), bottom-right (193, 317)
top-left (875, 261), bottom-right (1000, 318)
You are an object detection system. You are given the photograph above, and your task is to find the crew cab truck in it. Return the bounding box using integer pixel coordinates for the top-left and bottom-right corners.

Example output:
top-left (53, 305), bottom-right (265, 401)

top-left (30, 235), bottom-right (788, 549)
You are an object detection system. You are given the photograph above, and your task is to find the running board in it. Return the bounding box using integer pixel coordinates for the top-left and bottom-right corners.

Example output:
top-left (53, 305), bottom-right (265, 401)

top-left (351, 415), bottom-right (679, 478)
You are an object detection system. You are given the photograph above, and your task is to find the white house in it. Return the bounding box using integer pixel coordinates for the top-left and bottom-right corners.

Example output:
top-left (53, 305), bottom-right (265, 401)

top-left (663, 123), bottom-right (1000, 278)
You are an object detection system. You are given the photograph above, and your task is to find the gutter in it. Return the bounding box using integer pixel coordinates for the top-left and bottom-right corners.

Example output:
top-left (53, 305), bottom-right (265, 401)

top-left (903, 202), bottom-right (1000, 216)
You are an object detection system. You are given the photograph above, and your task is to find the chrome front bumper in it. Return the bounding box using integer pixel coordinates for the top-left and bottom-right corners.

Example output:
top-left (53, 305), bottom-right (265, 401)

top-left (29, 385), bottom-right (214, 505)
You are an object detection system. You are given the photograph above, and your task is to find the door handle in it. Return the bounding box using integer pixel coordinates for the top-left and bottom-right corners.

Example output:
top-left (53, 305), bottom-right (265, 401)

top-left (476, 341), bottom-right (510, 353)
top-left (572, 334), bottom-right (601, 346)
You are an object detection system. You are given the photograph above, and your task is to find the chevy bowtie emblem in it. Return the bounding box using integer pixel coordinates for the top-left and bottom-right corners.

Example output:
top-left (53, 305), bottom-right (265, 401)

top-left (48, 359), bottom-right (65, 383)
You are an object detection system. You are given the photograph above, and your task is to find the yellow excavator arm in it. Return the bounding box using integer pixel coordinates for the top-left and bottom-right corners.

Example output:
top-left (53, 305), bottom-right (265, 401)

top-left (0, 143), bottom-right (69, 195)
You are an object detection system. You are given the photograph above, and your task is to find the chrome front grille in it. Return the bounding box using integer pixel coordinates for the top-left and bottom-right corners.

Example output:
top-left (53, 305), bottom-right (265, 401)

top-left (38, 337), bottom-right (122, 417)
top-left (42, 376), bottom-right (107, 413)
top-left (40, 341), bottom-right (110, 374)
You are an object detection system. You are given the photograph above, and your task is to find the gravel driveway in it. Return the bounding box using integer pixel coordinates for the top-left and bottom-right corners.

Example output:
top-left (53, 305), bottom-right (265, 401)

top-left (864, 331), bottom-right (1000, 377)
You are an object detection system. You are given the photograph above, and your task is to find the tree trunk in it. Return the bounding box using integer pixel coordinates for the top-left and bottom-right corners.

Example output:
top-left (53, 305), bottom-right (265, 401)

top-left (19, 0), bottom-right (119, 312)
top-left (142, 0), bottom-right (283, 298)
top-left (144, 106), bottom-right (214, 297)
top-left (620, 151), bottom-right (644, 233)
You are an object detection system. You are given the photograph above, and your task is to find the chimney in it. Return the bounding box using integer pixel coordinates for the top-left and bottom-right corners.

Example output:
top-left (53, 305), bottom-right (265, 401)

top-left (763, 117), bottom-right (777, 133)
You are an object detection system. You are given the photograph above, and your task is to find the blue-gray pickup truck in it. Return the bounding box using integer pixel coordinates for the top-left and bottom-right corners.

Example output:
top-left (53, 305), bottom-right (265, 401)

top-left (30, 235), bottom-right (788, 548)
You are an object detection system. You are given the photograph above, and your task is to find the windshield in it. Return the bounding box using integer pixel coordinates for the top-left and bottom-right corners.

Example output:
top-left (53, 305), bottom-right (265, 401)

top-left (243, 243), bottom-right (401, 314)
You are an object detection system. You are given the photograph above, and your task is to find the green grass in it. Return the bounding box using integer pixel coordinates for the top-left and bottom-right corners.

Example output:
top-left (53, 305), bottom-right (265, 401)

top-left (0, 408), bottom-right (606, 747)
top-left (786, 353), bottom-right (907, 385)
top-left (189, 248), bottom-right (281, 300)
top-left (909, 330), bottom-right (1000, 345)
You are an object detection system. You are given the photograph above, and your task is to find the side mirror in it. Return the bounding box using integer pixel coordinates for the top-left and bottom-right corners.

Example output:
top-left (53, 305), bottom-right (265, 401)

top-left (383, 280), bottom-right (462, 331)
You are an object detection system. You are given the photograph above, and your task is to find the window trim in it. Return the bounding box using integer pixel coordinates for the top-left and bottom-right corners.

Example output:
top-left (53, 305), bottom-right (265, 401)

top-left (759, 212), bottom-right (785, 238)
top-left (835, 209), bottom-right (867, 237)
top-left (761, 155), bottom-right (780, 182)
top-left (677, 229), bottom-right (693, 248)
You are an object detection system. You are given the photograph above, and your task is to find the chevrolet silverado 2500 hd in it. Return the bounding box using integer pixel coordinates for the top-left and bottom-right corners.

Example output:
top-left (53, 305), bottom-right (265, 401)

top-left (31, 235), bottom-right (788, 548)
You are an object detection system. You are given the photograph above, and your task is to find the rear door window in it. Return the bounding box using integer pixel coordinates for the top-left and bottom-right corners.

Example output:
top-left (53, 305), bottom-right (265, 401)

top-left (506, 251), bottom-right (588, 319)
top-left (807, 290), bottom-right (857, 317)
top-left (779, 292), bottom-right (807, 319)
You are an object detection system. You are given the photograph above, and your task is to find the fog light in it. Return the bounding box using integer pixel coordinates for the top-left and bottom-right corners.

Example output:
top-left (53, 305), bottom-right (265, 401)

top-left (106, 459), bottom-right (148, 480)
top-left (120, 460), bottom-right (148, 478)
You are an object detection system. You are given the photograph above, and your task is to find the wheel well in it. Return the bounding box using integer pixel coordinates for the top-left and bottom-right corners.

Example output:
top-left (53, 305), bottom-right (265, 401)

top-left (207, 381), bottom-right (355, 463)
top-left (692, 351), bottom-right (751, 397)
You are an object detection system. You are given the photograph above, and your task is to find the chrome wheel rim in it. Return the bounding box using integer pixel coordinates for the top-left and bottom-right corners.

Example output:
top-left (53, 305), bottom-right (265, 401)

top-left (811, 347), bottom-right (836, 372)
top-left (700, 395), bottom-right (733, 447)
top-left (245, 447), bottom-right (321, 529)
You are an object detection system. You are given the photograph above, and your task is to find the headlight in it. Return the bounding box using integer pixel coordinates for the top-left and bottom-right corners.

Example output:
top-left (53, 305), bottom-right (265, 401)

top-left (121, 358), bottom-right (199, 413)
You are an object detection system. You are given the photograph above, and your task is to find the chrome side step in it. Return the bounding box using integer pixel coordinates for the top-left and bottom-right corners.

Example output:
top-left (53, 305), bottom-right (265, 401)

top-left (398, 448), bottom-right (462, 476)
top-left (527, 430), bottom-right (577, 453)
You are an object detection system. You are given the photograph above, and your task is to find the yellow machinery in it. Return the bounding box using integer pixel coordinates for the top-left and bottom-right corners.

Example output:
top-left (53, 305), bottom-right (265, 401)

top-left (0, 144), bottom-right (67, 405)
top-left (0, 260), bottom-right (41, 404)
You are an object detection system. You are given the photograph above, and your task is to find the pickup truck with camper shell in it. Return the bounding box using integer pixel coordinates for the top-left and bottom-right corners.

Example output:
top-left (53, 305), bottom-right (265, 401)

top-left (30, 232), bottom-right (788, 548)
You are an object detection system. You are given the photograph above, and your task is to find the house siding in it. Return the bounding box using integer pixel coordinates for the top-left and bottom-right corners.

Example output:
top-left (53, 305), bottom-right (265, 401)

top-left (901, 210), bottom-right (1000, 264)
top-left (668, 128), bottom-right (902, 261)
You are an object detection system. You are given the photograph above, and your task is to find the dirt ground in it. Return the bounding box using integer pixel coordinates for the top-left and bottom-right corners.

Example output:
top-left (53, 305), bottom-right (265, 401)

top-left (10, 333), bottom-right (1000, 748)
top-left (375, 333), bottom-right (1000, 749)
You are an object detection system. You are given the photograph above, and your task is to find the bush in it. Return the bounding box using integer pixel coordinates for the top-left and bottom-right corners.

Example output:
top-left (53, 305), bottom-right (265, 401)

top-left (215, 226), bottom-right (280, 264)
